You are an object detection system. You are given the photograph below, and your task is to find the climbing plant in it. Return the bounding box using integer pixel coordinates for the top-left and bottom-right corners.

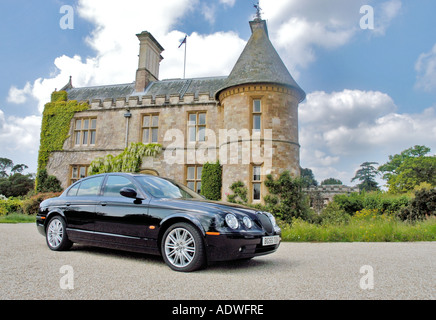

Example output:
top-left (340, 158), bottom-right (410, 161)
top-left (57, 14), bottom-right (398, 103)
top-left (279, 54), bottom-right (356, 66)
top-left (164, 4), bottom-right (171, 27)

top-left (36, 90), bottom-right (88, 189)
top-left (88, 142), bottom-right (162, 175)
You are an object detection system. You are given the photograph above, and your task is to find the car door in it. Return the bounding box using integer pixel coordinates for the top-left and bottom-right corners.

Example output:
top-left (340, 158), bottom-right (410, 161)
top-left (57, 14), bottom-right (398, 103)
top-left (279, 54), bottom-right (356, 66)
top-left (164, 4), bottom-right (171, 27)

top-left (63, 175), bottom-right (105, 240)
top-left (94, 174), bottom-right (152, 247)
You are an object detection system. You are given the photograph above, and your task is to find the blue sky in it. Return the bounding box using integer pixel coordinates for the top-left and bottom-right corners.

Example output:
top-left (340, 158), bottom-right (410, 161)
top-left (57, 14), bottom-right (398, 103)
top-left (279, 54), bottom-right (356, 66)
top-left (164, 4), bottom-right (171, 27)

top-left (1, 0), bottom-right (435, 187)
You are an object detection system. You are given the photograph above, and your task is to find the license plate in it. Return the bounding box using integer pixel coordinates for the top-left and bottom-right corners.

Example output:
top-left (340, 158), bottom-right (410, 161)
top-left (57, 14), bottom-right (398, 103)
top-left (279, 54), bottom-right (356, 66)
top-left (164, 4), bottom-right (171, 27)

top-left (262, 235), bottom-right (280, 246)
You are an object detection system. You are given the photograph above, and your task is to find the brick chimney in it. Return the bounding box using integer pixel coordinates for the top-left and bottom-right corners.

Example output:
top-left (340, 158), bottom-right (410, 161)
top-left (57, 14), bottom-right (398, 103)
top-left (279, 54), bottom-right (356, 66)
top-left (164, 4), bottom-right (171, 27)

top-left (135, 31), bottom-right (164, 92)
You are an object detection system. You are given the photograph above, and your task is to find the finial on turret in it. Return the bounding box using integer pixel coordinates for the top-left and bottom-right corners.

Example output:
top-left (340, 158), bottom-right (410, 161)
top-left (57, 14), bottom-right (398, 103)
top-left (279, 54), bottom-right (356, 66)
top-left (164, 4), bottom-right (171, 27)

top-left (254, 1), bottom-right (262, 21)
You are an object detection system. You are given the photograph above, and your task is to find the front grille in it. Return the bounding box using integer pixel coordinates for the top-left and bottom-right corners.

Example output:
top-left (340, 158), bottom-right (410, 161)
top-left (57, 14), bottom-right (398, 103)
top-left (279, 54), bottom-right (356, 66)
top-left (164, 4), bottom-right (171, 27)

top-left (256, 212), bottom-right (274, 234)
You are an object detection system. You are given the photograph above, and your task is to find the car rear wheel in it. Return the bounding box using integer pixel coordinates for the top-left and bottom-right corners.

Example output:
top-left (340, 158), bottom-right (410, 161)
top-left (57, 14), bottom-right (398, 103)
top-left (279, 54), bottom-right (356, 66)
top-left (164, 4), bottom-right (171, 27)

top-left (161, 222), bottom-right (206, 272)
top-left (46, 216), bottom-right (73, 251)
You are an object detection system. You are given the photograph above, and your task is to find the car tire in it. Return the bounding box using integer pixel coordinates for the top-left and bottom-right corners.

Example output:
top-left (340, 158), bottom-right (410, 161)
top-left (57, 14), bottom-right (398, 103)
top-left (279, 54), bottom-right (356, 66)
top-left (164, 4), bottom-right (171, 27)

top-left (161, 222), bottom-right (206, 272)
top-left (46, 216), bottom-right (73, 251)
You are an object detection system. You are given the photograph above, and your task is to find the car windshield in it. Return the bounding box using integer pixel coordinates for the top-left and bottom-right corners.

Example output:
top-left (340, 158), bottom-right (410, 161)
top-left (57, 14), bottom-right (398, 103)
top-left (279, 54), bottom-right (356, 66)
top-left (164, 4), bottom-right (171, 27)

top-left (135, 176), bottom-right (203, 199)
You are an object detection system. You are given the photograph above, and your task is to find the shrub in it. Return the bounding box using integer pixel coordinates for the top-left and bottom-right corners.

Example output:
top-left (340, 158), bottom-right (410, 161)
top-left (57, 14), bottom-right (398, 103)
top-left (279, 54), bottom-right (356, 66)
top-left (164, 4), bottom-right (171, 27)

top-left (200, 161), bottom-right (222, 201)
top-left (333, 193), bottom-right (364, 215)
top-left (319, 202), bottom-right (350, 225)
top-left (398, 189), bottom-right (436, 221)
top-left (36, 169), bottom-right (62, 193)
top-left (227, 181), bottom-right (248, 204)
top-left (263, 171), bottom-right (311, 224)
top-left (21, 192), bottom-right (62, 215)
top-left (0, 198), bottom-right (24, 216)
top-left (333, 191), bottom-right (410, 216)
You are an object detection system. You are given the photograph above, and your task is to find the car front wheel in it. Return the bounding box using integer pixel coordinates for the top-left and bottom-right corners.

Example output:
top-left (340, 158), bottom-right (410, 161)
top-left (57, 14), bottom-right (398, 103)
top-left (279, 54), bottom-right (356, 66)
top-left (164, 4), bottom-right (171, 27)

top-left (161, 222), bottom-right (206, 272)
top-left (46, 216), bottom-right (73, 251)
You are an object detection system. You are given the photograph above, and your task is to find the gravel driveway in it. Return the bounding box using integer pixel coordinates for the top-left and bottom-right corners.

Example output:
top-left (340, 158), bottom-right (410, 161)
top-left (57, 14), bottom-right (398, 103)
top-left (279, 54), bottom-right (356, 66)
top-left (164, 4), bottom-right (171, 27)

top-left (0, 223), bottom-right (434, 300)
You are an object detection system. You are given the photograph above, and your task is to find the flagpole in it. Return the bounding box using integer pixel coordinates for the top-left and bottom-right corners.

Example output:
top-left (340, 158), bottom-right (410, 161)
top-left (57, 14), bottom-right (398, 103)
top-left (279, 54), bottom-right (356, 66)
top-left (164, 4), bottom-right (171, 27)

top-left (183, 35), bottom-right (187, 79)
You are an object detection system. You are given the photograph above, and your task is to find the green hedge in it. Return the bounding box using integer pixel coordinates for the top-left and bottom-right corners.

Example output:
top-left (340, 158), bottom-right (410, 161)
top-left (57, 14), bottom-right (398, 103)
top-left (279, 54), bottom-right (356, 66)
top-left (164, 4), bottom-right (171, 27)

top-left (200, 161), bottom-right (222, 201)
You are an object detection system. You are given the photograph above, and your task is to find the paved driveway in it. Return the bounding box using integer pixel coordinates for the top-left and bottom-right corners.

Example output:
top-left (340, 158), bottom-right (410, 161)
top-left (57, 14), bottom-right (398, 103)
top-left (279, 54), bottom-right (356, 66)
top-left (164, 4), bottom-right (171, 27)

top-left (0, 224), bottom-right (434, 300)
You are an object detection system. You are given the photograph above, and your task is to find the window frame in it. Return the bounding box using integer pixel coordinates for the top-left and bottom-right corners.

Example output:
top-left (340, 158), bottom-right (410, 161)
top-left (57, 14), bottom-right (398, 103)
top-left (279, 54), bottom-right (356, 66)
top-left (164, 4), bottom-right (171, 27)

top-left (251, 164), bottom-right (262, 202)
top-left (187, 111), bottom-right (207, 143)
top-left (74, 117), bottom-right (97, 147)
top-left (69, 165), bottom-right (89, 186)
top-left (141, 113), bottom-right (160, 144)
top-left (186, 165), bottom-right (203, 194)
top-left (252, 98), bottom-right (262, 133)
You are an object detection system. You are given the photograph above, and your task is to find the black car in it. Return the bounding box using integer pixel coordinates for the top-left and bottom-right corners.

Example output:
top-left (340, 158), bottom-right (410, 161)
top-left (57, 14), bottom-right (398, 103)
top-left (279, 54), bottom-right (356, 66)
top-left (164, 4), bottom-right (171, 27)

top-left (36, 173), bottom-right (281, 272)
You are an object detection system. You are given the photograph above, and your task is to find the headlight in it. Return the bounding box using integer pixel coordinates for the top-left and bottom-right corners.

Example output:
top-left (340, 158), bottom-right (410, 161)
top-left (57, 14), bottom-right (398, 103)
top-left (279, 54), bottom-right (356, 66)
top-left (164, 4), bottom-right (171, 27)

top-left (265, 212), bottom-right (277, 226)
top-left (225, 214), bottom-right (239, 229)
top-left (243, 216), bottom-right (253, 229)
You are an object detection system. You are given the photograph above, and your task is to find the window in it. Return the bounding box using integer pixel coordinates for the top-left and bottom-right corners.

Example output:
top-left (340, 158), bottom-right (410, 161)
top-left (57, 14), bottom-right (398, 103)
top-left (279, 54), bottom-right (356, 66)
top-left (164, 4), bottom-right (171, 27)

top-left (252, 165), bottom-right (262, 201)
top-left (142, 114), bottom-right (159, 144)
top-left (67, 184), bottom-right (80, 197)
top-left (76, 176), bottom-right (104, 197)
top-left (70, 165), bottom-right (89, 185)
top-left (188, 112), bottom-right (206, 142)
top-left (186, 165), bottom-right (202, 194)
top-left (74, 118), bottom-right (97, 146)
top-left (252, 99), bottom-right (261, 132)
top-left (103, 176), bottom-right (137, 197)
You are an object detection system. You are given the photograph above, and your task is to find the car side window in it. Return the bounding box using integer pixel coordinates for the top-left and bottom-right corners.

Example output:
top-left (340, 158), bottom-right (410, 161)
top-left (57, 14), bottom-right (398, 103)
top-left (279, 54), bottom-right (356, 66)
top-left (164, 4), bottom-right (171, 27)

top-left (76, 176), bottom-right (104, 196)
top-left (67, 183), bottom-right (80, 196)
top-left (103, 176), bottom-right (137, 197)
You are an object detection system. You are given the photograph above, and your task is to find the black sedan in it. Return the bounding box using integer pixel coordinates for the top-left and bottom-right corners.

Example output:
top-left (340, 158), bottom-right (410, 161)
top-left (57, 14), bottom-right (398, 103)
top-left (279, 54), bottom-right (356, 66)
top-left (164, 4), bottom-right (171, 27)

top-left (36, 173), bottom-right (281, 272)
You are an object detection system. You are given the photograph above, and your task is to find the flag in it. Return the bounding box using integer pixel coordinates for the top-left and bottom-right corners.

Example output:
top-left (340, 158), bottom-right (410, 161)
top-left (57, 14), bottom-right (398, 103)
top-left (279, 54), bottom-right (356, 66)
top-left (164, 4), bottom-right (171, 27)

top-left (178, 35), bottom-right (187, 48)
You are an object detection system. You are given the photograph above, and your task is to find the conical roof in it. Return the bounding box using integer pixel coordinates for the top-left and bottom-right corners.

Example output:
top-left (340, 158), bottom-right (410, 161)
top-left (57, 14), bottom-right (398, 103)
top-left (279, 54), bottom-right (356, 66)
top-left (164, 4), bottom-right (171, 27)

top-left (216, 19), bottom-right (305, 102)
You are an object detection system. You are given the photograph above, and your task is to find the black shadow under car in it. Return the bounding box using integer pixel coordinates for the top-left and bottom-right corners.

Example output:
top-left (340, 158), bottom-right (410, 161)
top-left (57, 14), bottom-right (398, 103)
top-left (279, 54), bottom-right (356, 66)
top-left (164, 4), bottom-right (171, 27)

top-left (36, 173), bottom-right (281, 272)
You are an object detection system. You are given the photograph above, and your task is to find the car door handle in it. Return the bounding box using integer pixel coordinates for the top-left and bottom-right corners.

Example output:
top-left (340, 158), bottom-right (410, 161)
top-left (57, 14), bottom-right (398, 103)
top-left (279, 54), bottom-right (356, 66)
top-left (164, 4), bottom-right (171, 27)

top-left (65, 202), bottom-right (71, 207)
top-left (100, 202), bottom-right (107, 207)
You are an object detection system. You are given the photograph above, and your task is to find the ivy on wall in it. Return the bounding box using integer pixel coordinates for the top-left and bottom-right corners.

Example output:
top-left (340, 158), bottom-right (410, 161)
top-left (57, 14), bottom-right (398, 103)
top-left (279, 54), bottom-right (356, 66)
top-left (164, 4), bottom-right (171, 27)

top-left (88, 142), bottom-right (162, 175)
top-left (36, 91), bottom-right (89, 187)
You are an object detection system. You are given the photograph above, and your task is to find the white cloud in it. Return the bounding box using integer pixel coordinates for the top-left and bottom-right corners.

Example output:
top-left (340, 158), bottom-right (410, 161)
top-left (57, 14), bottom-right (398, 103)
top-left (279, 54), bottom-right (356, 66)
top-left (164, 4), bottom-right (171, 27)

top-left (415, 43), bottom-right (436, 92)
top-left (375, 0), bottom-right (402, 35)
top-left (260, 0), bottom-right (402, 73)
top-left (7, 82), bottom-right (33, 104)
top-left (219, 0), bottom-right (235, 7)
top-left (0, 109), bottom-right (41, 172)
top-left (299, 89), bottom-right (436, 184)
top-left (201, 3), bottom-right (217, 25)
top-left (7, 0), bottom-right (247, 114)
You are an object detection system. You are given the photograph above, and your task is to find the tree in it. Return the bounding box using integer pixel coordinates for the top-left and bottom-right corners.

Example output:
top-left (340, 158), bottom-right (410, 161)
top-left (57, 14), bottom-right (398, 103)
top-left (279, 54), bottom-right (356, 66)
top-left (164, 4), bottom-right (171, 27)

top-left (321, 178), bottom-right (343, 185)
top-left (387, 156), bottom-right (436, 193)
top-left (351, 162), bottom-right (379, 192)
top-left (0, 158), bottom-right (13, 178)
top-left (379, 145), bottom-right (431, 180)
top-left (379, 145), bottom-right (435, 193)
top-left (300, 168), bottom-right (318, 188)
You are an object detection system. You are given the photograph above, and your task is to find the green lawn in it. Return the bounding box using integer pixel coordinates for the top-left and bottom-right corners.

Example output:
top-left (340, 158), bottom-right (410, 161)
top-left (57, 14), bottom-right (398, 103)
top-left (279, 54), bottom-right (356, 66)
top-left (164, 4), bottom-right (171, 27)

top-left (281, 216), bottom-right (436, 242)
top-left (0, 213), bottom-right (36, 224)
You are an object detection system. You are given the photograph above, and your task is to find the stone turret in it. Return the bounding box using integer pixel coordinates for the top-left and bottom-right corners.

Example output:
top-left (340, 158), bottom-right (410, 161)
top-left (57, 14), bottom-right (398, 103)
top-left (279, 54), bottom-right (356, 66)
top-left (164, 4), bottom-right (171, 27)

top-left (216, 18), bottom-right (306, 202)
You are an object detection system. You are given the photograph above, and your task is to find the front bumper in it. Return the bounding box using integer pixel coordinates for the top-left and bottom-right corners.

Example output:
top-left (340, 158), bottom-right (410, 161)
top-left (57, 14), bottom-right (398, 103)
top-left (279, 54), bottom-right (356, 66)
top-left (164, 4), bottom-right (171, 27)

top-left (205, 233), bottom-right (280, 262)
top-left (36, 216), bottom-right (46, 236)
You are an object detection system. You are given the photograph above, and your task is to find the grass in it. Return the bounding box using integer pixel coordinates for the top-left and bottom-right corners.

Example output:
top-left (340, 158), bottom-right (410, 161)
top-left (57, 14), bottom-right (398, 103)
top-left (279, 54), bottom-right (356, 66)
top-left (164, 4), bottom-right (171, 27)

top-left (0, 213), bottom-right (36, 224)
top-left (281, 216), bottom-right (436, 242)
top-left (1, 212), bottom-right (435, 242)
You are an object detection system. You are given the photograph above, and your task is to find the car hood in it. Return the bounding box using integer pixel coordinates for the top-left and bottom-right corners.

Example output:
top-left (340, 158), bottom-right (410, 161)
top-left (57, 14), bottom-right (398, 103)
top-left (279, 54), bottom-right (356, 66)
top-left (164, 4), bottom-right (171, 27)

top-left (153, 198), bottom-right (260, 217)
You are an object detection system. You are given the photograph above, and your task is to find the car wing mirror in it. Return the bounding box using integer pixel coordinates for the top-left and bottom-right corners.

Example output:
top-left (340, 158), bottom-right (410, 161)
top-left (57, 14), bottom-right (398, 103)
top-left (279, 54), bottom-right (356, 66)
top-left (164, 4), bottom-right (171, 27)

top-left (120, 187), bottom-right (144, 200)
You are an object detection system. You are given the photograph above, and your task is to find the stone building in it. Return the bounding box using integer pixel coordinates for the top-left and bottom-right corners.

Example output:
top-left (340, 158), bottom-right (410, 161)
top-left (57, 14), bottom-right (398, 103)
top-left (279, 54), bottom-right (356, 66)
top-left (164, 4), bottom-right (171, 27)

top-left (43, 17), bottom-right (306, 203)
